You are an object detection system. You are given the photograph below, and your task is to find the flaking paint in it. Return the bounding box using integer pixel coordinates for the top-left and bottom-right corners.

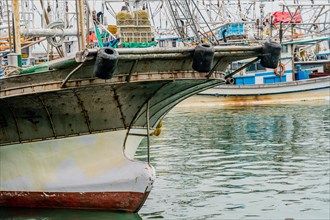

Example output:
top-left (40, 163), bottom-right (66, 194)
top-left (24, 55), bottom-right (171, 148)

top-left (1, 130), bottom-right (154, 193)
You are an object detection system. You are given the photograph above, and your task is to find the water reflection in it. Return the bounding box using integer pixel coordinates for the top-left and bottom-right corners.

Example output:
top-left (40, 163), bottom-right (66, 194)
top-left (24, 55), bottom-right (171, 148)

top-left (1, 104), bottom-right (329, 220)
top-left (138, 104), bottom-right (330, 219)
top-left (0, 207), bottom-right (141, 220)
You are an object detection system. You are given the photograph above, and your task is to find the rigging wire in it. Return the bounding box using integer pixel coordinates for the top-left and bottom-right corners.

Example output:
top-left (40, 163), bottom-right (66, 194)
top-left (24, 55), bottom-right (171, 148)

top-left (190, 0), bottom-right (219, 44)
top-left (147, 0), bottom-right (156, 29)
top-left (183, 0), bottom-right (200, 39)
top-left (164, 0), bottom-right (188, 40)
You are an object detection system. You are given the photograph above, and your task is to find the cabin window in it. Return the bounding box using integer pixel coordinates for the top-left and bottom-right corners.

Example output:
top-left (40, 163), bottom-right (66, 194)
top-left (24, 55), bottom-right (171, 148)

top-left (159, 41), bottom-right (164, 47)
top-left (231, 62), bottom-right (239, 70)
top-left (281, 45), bottom-right (288, 53)
top-left (246, 64), bottom-right (256, 72)
top-left (256, 63), bottom-right (266, 71)
top-left (231, 62), bottom-right (243, 70)
top-left (245, 62), bottom-right (266, 73)
top-left (172, 40), bottom-right (177, 47)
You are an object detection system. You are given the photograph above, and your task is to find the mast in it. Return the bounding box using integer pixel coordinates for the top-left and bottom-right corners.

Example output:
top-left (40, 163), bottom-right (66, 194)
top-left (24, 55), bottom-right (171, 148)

top-left (12, 0), bottom-right (22, 67)
top-left (77, 0), bottom-right (86, 50)
top-left (5, 0), bottom-right (12, 52)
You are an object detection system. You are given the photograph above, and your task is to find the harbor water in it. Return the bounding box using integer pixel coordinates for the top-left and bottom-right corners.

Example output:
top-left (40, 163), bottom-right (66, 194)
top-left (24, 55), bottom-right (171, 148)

top-left (1, 103), bottom-right (329, 219)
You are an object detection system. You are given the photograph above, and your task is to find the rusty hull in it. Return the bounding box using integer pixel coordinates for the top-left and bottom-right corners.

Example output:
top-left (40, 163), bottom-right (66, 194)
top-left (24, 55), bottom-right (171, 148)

top-left (0, 191), bottom-right (149, 212)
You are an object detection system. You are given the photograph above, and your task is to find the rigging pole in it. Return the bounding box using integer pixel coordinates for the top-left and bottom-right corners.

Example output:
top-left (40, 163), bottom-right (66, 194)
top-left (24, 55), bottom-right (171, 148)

top-left (40, 0), bottom-right (64, 58)
top-left (12, 0), bottom-right (22, 67)
top-left (75, 0), bottom-right (86, 51)
top-left (5, 0), bottom-right (12, 52)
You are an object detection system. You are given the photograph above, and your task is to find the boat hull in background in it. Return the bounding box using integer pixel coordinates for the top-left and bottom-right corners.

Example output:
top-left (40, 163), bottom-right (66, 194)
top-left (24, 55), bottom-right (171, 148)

top-left (178, 76), bottom-right (330, 106)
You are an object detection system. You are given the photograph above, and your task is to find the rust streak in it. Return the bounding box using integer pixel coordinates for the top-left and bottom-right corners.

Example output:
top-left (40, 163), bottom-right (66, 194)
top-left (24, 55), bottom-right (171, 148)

top-left (73, 90), bottom-right (92, 133)
top-left (126, 60), bottom-right (139, 83)
top-left (112, 87), bottom-right (127, 129)
top-left (0, 99), bottom-right (22, 142)
top-left (38, 95), bottom-right (57, 137)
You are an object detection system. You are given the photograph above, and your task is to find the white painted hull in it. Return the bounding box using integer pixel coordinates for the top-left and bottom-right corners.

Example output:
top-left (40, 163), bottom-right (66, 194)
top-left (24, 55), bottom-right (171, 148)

top-left (0, 130), bottom-right (155, 212)
top-left (178, 76), bottom-right (330, 106)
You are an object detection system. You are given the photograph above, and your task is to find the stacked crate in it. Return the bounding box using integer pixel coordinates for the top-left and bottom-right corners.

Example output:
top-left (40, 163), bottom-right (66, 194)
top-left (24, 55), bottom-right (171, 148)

top-left (116, 10), bottom-right (153, 43)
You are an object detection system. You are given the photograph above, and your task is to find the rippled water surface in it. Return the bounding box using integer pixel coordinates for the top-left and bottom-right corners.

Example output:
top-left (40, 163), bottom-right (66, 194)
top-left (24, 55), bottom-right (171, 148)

top-left (138, 104), bottom-right (330, 220)
top-left (1, 104), bottom-right (329, 220)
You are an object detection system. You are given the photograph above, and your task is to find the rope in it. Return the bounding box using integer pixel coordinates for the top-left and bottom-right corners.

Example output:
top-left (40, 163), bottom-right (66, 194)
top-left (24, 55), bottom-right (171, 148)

top-left (1, 64), bottom-right (24, 77)
top-left (94, 22), bottom-right (103, 48)
top-left (47, 21), bottom-right (65, 47)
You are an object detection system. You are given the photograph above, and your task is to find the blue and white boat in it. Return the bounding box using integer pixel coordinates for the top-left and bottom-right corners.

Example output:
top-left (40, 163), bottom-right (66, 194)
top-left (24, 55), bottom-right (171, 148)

top-left (179, 1), bottom-right (330, 106)
top-left (179, 37), bottom-right (330, 106)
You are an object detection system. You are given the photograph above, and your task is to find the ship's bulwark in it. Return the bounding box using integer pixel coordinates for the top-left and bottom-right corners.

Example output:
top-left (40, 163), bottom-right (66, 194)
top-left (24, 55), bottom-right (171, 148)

top-left (0, 46), bottom-right (263, 145)
top-left (0, 76), bottom-right (222, 144)
top-left (0, 46), bottom-right (265, 211)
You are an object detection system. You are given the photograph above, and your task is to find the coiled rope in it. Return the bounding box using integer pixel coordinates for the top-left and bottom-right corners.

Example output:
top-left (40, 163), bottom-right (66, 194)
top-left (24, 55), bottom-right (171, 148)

top-left (47, 21), bottom-right (65, 47)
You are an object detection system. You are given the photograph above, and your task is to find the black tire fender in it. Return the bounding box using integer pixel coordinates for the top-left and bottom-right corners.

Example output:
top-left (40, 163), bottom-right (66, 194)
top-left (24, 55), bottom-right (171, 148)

top-left (93, 47), bottom-right (119, 79)
top-left (260, 42), bottom-right (281, 69)
top-left (192, 43), bottom-right (215, 72)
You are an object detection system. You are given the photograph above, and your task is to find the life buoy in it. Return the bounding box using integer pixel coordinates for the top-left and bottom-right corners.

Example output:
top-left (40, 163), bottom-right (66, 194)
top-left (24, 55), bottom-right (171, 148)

top-left (226, 77), bottom-right (235, 84)
top-left (274, 63), bottom-right (285, 76)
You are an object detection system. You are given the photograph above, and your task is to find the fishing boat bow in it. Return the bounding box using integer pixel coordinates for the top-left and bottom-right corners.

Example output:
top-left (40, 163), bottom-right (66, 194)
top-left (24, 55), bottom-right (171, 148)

top-left (0, 44), bottom-right (277, 212)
